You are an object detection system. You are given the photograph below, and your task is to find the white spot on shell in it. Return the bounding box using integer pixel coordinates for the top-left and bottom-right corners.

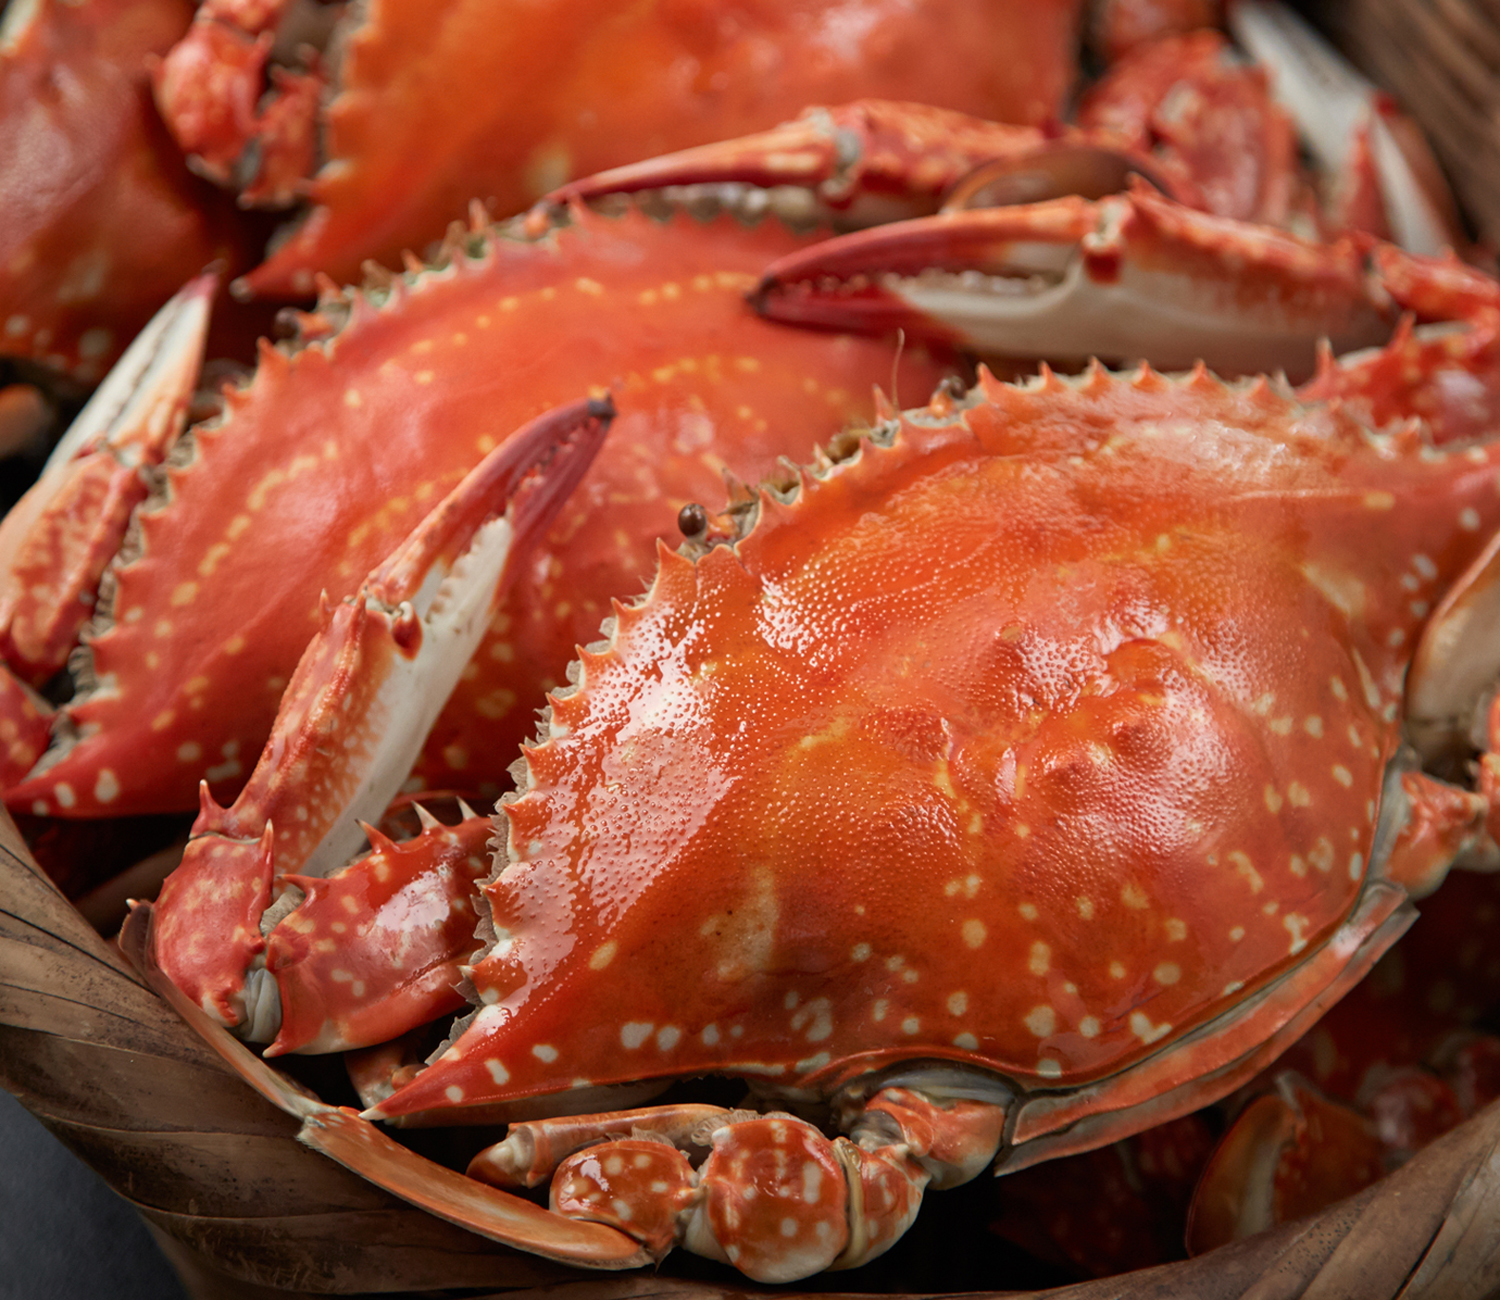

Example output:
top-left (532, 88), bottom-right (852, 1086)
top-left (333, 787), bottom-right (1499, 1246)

top-left (620, 1022), bottom-right (654, 1049)
top-left (484, 1058), bottom-right (509, 1085)
top-left (1025, 1005), bottom-right (1056, 1037)
top-left (532, 1044), bottom-right (558, 1063)
top-left (1129, 1011), bottom-right (1171, 1044)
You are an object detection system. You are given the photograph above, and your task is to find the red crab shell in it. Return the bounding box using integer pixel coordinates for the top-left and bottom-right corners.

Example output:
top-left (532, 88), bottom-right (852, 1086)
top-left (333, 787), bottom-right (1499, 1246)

top-left (10, 203), bottom-right (957, 818)
top-left (0, 0), bottom-right (252, 383)
top-left (374, 362), bottom-right (1500, 1126)
top-left (197, 0), bottom-right (1087, 296)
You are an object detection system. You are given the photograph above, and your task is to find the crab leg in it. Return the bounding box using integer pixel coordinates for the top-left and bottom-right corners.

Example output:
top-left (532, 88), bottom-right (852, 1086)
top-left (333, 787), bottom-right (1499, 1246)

top-left (752, 189), bottom-right (1393, 381)
top-left (151, 0), bottom-right (327, 205)
top-left (150, 395), bottom-right (613, 1036)
top-left (461, 1087), bottom-right (1006, 1280)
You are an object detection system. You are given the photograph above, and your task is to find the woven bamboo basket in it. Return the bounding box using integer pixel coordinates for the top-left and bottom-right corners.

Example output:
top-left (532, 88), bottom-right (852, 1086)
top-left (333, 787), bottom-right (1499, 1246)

top-left (9, 5), bottom-right (1500, 1298)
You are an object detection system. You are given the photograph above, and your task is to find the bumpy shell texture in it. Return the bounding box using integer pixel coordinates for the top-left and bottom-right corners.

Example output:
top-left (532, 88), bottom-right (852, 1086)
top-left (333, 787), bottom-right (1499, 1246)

top-left (376, 364), bottom-right (1500, 1120)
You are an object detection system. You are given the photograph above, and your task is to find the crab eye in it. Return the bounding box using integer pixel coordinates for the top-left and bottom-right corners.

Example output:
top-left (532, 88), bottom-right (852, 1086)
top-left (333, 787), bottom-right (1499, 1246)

top-left (678, 503), bottom-right (708, 537)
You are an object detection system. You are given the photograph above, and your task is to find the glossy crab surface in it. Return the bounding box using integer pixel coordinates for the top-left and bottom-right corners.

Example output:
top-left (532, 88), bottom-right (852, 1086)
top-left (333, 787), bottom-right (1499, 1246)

top-left (0, 0), bottom-right (251, 384)
top-left (165, 0), bottom-right (1087, 296)
top-left (372, 360), bottom-right (1500, 1133)
top-left (9, 201), bottom-right (956, 818)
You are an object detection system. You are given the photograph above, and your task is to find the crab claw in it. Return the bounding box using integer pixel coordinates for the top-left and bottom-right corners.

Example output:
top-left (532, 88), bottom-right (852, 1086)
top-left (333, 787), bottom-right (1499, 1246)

top-left (259, 807), bottom-right (494, 1055)
top-left (1229, 0), bottom-right (1466, 256)
top-left (151, 395), bottom-right (614, 1030)
top-left (752, 189), bottom-right (1394, 382)
top-left (0, 271), bottom-right (216, 689)
top-left (551, 100), bottom-right (1164, 228)
top-left (118, 903), bottom-right (650, 1271)
top-left (1185, 1073), bottom-right (1386, 1255)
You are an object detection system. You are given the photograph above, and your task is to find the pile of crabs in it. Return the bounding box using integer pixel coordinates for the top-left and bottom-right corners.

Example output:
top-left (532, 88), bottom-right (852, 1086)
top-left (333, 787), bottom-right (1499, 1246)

top-left (9, 0), bottom-right (1500, 1285)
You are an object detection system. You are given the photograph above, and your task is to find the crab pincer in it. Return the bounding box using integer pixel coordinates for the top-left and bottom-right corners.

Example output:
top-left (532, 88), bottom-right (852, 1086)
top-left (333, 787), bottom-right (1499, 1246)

top-left (752, 187), bottom-right (1395, 381)
top-left (552, 99), bottom-right (1167, 228)
top-left (142, 395), bottom-right (614, 1051)
top-left (0, 274), bottom-right (218, 785)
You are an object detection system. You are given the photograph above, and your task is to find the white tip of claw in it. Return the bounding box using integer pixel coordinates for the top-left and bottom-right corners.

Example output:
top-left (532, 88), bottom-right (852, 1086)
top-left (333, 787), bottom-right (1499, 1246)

top-left (413, 803), bottom-right (442, 832)
top-left (456, 797), bottom-right (480, 821)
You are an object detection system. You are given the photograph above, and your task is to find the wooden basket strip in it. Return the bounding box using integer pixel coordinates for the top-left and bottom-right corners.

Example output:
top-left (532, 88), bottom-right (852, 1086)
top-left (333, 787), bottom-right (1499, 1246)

top-left (1325, 0), bottom-right (1500, 245)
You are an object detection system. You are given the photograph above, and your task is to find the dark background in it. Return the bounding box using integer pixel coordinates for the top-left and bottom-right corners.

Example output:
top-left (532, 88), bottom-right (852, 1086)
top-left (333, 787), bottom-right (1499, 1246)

top-left (0, 1090), bottom-right (187, 1300)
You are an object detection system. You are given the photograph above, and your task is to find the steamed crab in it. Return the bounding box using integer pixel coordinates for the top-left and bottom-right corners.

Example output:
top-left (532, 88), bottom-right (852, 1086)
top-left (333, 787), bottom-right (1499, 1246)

top-left (0, 0), bottom-right (1084, 391)
top-left (18, 14), bottom-right (1500, 1282)
top-left (0, 45), bottom-right (1464, 830)
top-left (127, 269), bottom-right (1500, 1277)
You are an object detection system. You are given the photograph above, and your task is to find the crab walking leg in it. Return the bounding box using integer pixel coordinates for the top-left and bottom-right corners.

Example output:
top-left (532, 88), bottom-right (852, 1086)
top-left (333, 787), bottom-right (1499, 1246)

top-left (751, 190), bottom-right (1393, 382)
top-left (466, 1090), bottom-right (1004, 1280)
top-left (469, 1103), bottom-right (737, 1188)
top-left (151, 0), bottom-right (326, 204)
top-left (150, 396), bottom-right (614, 1032)
top-left (0, 272), bottom-right (217, 689)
